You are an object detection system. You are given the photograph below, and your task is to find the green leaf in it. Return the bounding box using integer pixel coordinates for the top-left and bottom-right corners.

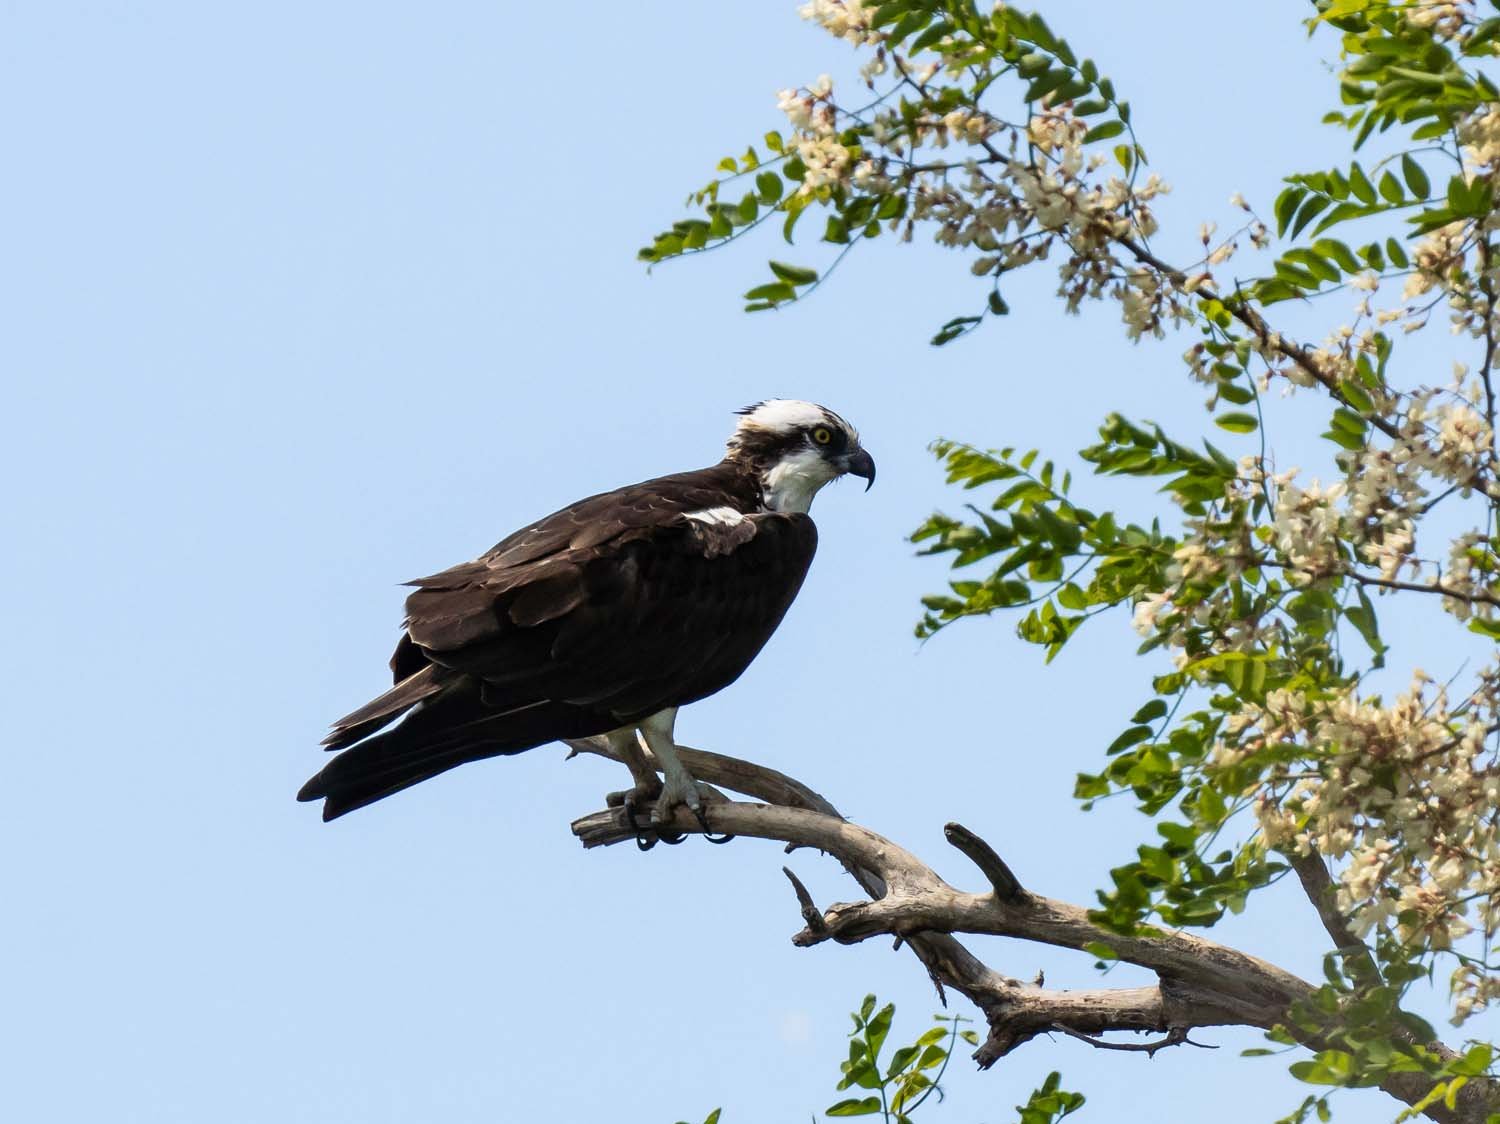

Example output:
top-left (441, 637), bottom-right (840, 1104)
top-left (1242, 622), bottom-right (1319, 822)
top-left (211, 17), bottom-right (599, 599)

top-left (1290, 1050), bottom-right (1355, 1086)
top-left (1290, 195), bottom-right (1331, 238)
top-left (1323, 425), bottom-right (1364, 451)
top-left (1469, 16), bottom-right (1500, 51)
top-left (907, 19), bottom-right (954, 54)
top-left (826, 1097), bottom-right (883, 1116)
top-left (1348, 163), bottom-right (1376, 205)
top-left (1107, 725), bottom-right (1154, 754)
top-left (1344, 588), bottom-right (1385, 668)
top-left (1468, 616), bottom-right (1500, 639)
top-left (1385, 65), bottom-right (1446, 90)
top-left (1131, 699), bottom-right (1168, 723)
top-left (1448, 174), bottom-right (1473, 214)
top-left (1275, 260), bottom-right (1320, 289)
top-left (1377, 170), bottom-right (1404, 204)
top-left (1274, 187), bottom-right (1306, 237)
top-left (755, 171), bottom-right (782, 205)
top-left (1339, 378), bottom-right (1374, 413)
top-left (1310, 201), bottom-right (1366, 236)
top-left (769, 260), bottom-right (818, 285)
top-left (1083, 120), bottom-right (1125, 143)
top-left (1313, 238), bottom-right (1361, 273)
top-left (1215, 412), bottom-right (1259, 434)
top-left (1286, 248), bottom-right (1339, 283)
top-left (744, 282), bottom-right (795, 303)
top-left (1401, 153), bottom-right (1430, 198)
top-left (1452, 1043), bottom-right (1494, 1076)
top-left (1409, 204), bottom-right (1456, 233)
top-left (1330, 407), bottom-right (1367, 436)
top-left (866, 1003), bottom-right (894, 1060)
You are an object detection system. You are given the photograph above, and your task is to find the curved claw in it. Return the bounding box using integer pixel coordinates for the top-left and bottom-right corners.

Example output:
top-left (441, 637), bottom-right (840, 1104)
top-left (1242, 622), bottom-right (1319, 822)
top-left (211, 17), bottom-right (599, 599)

top-left (612, 791), bottom-right (675, 850)
top-left (635, 827), bottom-right (685, 849)
top-left (611, 782), bottom-right (671, 849)
top-left (692, 804), bottom-right (735, 845)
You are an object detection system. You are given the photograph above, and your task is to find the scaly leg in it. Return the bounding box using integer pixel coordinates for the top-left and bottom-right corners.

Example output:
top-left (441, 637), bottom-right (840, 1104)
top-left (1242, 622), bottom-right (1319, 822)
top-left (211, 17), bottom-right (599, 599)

top-left (638, 708), bottom-right (732, 843)
top-left (603, 727), bottom-right (665, 837)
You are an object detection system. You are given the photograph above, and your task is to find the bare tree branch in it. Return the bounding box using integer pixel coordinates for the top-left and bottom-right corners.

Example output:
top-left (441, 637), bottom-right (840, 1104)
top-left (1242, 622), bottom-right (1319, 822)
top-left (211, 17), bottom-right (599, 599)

top-left (1049, 1023), bottom-right (1217, 1056)
top-left (566, 742), bottom-right (1499, 1123)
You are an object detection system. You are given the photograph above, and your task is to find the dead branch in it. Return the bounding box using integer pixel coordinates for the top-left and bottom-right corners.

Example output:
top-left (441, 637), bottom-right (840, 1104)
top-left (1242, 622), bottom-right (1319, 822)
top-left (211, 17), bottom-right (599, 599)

top-left (565, 743), bottom-right (1497, 1124)
top-left (1049, 1023), bottom-right (1217, 1057)
top-left (944, 821), bottom-right (1024, 900)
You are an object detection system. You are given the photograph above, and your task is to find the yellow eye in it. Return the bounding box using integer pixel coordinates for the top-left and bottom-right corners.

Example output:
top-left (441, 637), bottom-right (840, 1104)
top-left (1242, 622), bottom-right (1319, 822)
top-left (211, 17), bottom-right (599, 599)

top-left (812, 426), bottom-right (833, 445)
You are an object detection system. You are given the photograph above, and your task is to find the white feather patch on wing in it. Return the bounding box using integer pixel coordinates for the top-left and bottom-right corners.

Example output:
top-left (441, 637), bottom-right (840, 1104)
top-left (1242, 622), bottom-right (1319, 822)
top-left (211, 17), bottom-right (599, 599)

top-left (684, 506), bottom-right (746, 527)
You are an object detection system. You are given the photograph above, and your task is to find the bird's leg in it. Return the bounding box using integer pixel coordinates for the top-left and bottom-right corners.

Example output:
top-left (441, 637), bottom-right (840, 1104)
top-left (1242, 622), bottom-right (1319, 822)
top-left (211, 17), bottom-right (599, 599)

top-left (604, 729), bottom-right (661, 804)
top-left (638, 708), bottom-right (733, 843)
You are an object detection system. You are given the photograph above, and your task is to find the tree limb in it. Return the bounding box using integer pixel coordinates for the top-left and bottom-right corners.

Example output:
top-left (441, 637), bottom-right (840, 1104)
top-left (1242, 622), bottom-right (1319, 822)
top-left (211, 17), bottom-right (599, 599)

top-left (566, 742), bottom-right (1498, 1123)
top-left (1290, 850), bottom-right (1383, 990)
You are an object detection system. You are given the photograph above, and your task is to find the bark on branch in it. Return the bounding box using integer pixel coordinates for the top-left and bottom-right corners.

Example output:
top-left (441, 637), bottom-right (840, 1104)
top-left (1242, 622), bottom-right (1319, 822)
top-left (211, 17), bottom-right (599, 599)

top-left (564, 737), bottom-right (1497, 1123)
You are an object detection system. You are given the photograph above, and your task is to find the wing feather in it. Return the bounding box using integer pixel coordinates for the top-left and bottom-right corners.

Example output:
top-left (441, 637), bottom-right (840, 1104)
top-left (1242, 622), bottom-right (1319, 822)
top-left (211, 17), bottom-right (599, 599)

top-left (306, 464), bottom-right (818, 818)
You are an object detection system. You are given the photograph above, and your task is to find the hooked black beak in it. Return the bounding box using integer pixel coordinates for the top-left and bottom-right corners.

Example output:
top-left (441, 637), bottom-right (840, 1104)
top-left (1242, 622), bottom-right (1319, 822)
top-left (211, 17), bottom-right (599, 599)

top-left (843, 448), bottom-right (876, 491)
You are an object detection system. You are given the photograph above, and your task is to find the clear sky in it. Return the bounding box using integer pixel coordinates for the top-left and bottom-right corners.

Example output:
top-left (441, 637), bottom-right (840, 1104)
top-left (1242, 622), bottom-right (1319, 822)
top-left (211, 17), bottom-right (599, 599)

top-left (6, 3), bottom-right (1492, 1122)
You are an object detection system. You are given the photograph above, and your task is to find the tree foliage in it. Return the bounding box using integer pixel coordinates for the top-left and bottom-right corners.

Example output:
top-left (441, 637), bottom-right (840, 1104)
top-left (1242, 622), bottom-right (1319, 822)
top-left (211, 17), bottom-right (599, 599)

top-left (646, 0), bottom-right (1500, 1120)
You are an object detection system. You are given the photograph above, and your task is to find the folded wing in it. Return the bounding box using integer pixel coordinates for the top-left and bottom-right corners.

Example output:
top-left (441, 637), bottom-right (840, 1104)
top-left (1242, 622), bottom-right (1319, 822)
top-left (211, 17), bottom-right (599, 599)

top-left (300, 471), bottom-right (816, 820)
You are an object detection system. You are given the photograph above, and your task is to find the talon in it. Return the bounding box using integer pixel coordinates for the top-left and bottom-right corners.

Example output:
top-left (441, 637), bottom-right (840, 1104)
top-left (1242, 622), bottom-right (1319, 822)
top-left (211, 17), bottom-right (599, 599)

top-left (692, 803), bottom-right (735, 845)
top-left (608, 783), bottom-right (673, 849)
top-left (609, 781), bottom-right (664, 836)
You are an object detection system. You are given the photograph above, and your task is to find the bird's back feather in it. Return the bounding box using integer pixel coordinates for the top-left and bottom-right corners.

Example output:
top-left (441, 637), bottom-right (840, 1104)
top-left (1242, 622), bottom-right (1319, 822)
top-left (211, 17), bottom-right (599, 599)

top-left (301, 461), bottom-right (817, 819)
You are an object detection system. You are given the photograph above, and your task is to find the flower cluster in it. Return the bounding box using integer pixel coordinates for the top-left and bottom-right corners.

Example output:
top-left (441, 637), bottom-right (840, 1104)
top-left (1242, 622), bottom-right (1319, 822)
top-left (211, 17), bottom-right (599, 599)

top-left (1460, 103), bottom-right (1500, 170)
top-left (1405, 0), bottom-right (1473, 42)
top-left (781, 5), bottom-right (1188, 338)
top-left (797, 0), bottom-right (882, 47)
top-left (1229, 671), bottom-right (1500, 1021)
top-left (1271, 479), bottom-right (1347, 582)
top-left (776, 76), bottom-right (855, 199)
top-left (1402, 220), bottom-right (1469, 301)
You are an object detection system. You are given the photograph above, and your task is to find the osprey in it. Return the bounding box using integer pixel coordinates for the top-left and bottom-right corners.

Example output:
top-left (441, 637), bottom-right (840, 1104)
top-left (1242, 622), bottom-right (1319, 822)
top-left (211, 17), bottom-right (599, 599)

top-left (298, 400), bottom-right (874, 828)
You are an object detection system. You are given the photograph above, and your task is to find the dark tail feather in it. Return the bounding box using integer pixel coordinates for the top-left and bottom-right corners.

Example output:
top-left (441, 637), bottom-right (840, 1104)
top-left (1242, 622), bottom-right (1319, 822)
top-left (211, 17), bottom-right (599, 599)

top-left (322, 666), bottom-right (445, 750)
top-left (299, 692), bottom-right (567, 821)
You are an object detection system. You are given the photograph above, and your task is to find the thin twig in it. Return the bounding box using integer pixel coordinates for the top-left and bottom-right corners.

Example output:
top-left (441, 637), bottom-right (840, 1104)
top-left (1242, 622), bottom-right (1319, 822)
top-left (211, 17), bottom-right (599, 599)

top-left (783, 866), bottom-right (828, 936)
top-left (1049, 1023), bottom-right (1216, 1057)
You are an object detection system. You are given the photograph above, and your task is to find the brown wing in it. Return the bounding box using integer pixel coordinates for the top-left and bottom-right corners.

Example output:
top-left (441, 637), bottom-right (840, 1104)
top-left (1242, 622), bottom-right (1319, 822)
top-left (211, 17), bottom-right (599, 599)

top-left (300, 464), bottom-right (814, 820)
top-left (401, 504), bottom-right (816, 718)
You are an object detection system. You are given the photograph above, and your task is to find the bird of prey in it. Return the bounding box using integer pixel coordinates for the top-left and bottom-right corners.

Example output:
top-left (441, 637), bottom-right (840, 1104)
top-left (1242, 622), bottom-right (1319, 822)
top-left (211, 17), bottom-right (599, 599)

top-left (298, 400), bottom-right (875, 830)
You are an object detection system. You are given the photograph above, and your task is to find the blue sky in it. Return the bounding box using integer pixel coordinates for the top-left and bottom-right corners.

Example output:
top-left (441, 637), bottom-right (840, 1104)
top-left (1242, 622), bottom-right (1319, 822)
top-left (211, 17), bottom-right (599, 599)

top-left (6, 2), bottom-right (1491, 1122)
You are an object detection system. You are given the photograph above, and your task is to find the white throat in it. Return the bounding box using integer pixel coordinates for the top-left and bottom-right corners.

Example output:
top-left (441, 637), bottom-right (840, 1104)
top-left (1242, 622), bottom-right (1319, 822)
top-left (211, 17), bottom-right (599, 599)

top-left (761, 450), bottom-right (838, 514)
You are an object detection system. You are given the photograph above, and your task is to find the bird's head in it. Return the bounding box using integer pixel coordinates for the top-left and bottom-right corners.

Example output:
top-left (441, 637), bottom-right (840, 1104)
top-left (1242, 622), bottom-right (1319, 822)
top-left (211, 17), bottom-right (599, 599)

top-left (726, 399), bottom-right (875, 513)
